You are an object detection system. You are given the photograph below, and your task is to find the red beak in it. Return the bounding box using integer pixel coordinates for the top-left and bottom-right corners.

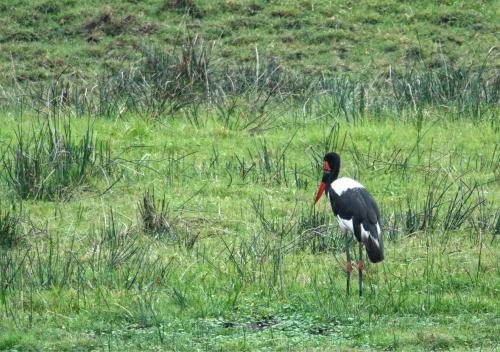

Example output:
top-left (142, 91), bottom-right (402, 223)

top-left (314, 160), bottom-right (330, 205)
top-left (314, 182), bottom-right (326, 205)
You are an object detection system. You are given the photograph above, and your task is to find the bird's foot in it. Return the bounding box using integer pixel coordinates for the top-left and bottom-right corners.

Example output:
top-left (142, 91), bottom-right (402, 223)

top-left (357, 260), bottom-right (365, 271)
top-left (346, 261), bottom-right (353, 273)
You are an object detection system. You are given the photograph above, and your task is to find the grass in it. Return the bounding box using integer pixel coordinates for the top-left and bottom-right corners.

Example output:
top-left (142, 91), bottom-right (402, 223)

top-left (0, 111), bottom-right (498, 350)
top-left (1, 117), bottom-right (114, 200)
top-left (0, 206), bottom-right (21, 249)
top-left (0, 0), bottom-right (498, 83)
top-left (1, 42), bottom-right (497, 123)
top-left (0, 1), bottom-right (499, 350)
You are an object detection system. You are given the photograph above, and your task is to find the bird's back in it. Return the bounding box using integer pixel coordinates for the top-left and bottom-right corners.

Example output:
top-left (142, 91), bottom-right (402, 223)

top-left (328, 177), bottom-right (384, 263)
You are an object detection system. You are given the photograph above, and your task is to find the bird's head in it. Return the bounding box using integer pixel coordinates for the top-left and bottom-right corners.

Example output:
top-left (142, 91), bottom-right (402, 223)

top-left (314, 152), bottom-right (340, 205)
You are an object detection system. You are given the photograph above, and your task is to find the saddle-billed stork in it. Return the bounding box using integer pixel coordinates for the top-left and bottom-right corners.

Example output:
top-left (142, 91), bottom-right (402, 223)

top-left (314, 152), bottom-right (384, 296)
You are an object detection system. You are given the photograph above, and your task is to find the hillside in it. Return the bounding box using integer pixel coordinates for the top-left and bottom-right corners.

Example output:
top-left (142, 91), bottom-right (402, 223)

top-left (0, 0), bottom-right (498, 82)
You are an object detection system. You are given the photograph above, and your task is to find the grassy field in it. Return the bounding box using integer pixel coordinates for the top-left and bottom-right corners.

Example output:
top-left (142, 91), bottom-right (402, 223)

top-left (0, 0), bottom-right (498, 82)
top-left (0, 1), bottom-right (499, 351)
top-left (0, 112), bottom-right (498, 350)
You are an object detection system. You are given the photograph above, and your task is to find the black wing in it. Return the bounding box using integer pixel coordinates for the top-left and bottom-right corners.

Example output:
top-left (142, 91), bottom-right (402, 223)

top-left (329, 187), bottom-right (384, 262)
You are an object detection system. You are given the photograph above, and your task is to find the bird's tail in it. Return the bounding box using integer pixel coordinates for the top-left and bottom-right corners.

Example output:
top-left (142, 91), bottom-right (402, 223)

top-left (365, 227), bottom-right (384, 263)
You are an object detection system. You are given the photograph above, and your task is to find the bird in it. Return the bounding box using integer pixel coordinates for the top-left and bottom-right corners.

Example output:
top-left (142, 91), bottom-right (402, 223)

top-left (314, 152), bottom-right (383, 296)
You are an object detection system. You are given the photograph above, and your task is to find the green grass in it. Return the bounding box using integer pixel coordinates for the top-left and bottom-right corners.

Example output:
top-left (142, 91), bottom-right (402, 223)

top-left (0, 0), bottom-right (498, 82)
top-left (0, 1), bottom-right (499, 350)
top-left (0, 112), bottom-right (498, 350)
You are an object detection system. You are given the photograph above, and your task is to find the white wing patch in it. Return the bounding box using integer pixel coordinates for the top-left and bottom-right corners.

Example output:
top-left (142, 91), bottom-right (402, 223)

top-left (331, 177), bottom-right (364, 195)
top-left (336, 216), bottom-right (353, 233)
top-left (363, 222), bottom-right (381, 247)
top-left (337, 216), bottom-right (381, 247)
top-left (360, 223), bottom-right (371, 241)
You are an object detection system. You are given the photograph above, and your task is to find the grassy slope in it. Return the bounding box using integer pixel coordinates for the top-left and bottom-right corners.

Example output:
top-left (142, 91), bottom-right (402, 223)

top-left (0, 0), bottom-right (499, 82)
top-left (0, 113), bottom-right (498, 350)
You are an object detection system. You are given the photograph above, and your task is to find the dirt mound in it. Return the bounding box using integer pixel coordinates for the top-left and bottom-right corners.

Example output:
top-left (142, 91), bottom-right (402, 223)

top-left (84, 6), bottom-right (158, 38)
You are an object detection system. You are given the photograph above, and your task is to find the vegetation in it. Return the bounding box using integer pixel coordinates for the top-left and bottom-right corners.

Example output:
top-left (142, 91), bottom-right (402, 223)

top-left (0, 0), bottom-right (498, 82)
top-left (2, 119), bottom-right (114, 200)
top-left (0, 113), bottom-right (498, 350)
top-left (0, 1), bottom-right (499, 351)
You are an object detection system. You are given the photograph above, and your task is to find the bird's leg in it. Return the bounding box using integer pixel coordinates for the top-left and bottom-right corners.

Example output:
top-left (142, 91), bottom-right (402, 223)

top-left (358, 241), bottom-right (364, 297)
top-left (345, 232), bottom-right (352, 296)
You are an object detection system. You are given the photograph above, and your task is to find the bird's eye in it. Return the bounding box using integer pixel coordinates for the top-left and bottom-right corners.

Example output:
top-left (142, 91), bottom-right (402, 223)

top-left (323, 161), bottom-right (331, 172)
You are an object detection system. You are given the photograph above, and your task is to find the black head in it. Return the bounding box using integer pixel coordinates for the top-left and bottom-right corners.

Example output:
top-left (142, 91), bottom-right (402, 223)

top-left (314, 152), bottom-right (341, 204)
top-left (323, 152), bottom-right (340, 179)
